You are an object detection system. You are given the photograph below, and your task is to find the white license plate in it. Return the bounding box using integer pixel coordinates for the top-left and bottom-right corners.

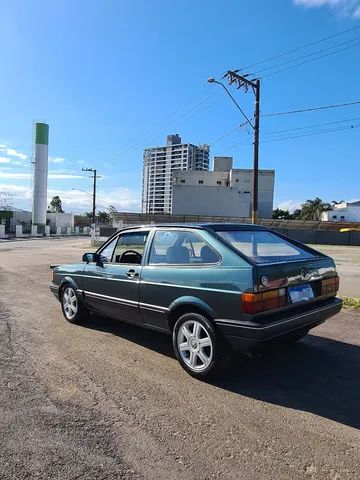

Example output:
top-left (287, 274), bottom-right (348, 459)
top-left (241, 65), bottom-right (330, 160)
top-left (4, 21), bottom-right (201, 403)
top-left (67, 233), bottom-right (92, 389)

top-left (288, 283), bottom-right (314, 303)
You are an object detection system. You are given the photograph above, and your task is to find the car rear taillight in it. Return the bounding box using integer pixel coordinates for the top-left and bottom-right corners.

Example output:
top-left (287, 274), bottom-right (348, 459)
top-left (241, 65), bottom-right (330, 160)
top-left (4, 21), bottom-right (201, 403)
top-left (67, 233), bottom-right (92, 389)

top-left (321, 276), bottom-right (339, 295)
top-left (242, 288), bottom-right (286, 314)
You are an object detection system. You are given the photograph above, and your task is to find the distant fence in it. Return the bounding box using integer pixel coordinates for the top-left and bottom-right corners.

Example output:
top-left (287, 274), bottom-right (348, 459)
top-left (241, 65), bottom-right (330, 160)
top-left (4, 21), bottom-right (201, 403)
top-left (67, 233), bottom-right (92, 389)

top-left (271, 228), bottom-right (360, 246)
top-left (106, 212), bottom-right (360, 246)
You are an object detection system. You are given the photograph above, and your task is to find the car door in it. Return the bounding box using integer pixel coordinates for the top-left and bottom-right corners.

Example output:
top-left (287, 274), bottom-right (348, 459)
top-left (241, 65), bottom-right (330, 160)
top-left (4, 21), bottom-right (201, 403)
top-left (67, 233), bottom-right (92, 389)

top-left (83, 230), bottom-right (149, 323)
top-left (139, 228), bottom-right (222, 330)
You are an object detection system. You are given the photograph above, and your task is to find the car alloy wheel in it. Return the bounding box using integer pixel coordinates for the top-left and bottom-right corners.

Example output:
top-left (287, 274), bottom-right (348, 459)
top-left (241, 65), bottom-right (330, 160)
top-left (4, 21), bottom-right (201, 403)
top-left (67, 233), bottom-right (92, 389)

top-left (176, 319), bottom-right (213, 372)
top-left (62, 286), bottom-right (78, 321)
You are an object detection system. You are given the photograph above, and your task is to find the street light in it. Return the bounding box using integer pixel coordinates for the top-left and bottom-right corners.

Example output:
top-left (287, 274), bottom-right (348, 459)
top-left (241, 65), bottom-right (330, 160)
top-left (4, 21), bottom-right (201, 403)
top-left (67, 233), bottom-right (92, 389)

top-left (208, 73), bottom-right (260, 224)
top-left (207, 77), bottom-right (254, 129)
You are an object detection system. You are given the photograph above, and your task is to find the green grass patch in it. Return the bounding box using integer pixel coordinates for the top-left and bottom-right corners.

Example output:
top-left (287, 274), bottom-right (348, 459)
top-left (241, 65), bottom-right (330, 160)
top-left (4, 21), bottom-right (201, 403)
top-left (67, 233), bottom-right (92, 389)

top-left (340, 296), bottom-right (360, 310)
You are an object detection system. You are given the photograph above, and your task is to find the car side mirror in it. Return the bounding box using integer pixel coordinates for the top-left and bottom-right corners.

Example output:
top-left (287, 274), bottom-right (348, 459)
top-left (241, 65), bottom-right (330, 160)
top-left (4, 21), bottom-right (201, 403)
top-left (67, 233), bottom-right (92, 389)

top-left (82, 252), bottom-right (108, 266)
top-left (82, 252), bottom-right (99, 263)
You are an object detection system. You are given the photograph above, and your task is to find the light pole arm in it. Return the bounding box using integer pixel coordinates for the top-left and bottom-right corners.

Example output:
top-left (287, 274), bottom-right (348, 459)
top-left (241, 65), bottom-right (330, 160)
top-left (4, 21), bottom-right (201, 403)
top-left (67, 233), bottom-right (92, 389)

top-left (214, 81), bottom-right (255, 130)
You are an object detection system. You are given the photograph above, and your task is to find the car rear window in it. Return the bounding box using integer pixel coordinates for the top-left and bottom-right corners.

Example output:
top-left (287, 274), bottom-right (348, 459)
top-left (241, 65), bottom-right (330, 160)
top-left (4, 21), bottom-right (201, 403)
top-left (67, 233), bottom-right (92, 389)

top-left (216, 230), bottom-right (316, 264)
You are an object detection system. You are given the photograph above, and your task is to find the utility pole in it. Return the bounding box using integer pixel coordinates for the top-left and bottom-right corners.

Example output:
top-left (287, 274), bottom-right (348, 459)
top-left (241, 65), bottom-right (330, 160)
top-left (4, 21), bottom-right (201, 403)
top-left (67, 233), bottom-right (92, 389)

top-left (82, 167), bottom-right (97, 226)
top-left (208, 71), bottom-right (261, 224)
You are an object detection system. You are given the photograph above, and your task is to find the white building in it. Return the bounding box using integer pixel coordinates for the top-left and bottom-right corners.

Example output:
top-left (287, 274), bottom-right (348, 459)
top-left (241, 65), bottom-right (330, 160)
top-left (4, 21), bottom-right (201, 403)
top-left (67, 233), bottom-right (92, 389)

top-left (172, 157), bottom-right (275, 219)
top-left (321, 201), bottom-right (360, 222)
top-left (142, 134), bottom-right (210, 214)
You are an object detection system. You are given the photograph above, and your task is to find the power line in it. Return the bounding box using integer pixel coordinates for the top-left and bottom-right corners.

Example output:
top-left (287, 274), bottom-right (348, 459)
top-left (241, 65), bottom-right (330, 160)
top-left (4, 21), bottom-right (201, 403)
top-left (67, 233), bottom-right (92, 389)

top-left (100, 89), bottom-right (213, 163)
top-left (259, 40), bottom-right (360, 79)
top-left (260, 123), bottom-right (360, 143)
top-left (262, 116), bottom-right (360, 136)
top-left (263, 99), bottom-right (360, 117)
top-left (240, 24), bottom-right (360, 71)
top-left (230, 123), bottom-right (360, 148)
top-left (251, 35), bottom-right (360, 76)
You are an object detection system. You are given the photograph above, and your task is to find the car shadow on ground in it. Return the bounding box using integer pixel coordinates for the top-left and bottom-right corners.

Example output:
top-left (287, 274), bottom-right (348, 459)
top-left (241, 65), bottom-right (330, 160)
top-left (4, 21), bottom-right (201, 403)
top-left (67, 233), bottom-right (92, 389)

top-left (84, 313), bottom-right (174, 358)
top-left (215, 335), bottom-right (360, 430)
top-left (84, 315), bottom-right (360, 430)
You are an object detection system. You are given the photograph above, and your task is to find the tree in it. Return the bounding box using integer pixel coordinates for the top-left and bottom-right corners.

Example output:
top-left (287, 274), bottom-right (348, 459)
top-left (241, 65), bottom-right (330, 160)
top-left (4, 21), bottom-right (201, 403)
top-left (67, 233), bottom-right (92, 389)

top-left (83, 211), bottom-right (93, 219)
top-left (108, 205), bottom-right (118, 214)
top-left (48, 196), bottom-right (64, 213)
top-left (272, 208), bottom-right (292, 219)
top-left (299, 197), bottom-right (332, 221)
top-left (97, 210), bottom-right (110, 224)
top-left (292, 209), bottom-right (302, 220)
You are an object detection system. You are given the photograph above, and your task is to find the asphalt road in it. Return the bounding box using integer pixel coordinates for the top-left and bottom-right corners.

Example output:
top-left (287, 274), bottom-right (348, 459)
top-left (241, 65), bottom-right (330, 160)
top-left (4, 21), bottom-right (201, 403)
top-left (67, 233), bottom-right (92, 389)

top-left (1, 238), bottom-right (360, 480)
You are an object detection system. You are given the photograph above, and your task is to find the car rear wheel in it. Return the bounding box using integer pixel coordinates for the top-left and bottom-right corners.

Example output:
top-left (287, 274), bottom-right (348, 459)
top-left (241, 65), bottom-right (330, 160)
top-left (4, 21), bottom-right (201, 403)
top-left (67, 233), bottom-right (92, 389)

top-left (61, 285), bottom-right (89, 324)
top-left (172, 313), bottom-right (231, 379)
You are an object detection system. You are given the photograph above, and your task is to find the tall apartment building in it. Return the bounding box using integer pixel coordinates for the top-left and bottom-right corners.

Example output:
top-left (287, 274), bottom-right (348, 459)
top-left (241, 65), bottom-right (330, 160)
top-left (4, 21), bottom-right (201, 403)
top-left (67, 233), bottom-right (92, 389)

top-left (142, 134), bottom-right (210, 214)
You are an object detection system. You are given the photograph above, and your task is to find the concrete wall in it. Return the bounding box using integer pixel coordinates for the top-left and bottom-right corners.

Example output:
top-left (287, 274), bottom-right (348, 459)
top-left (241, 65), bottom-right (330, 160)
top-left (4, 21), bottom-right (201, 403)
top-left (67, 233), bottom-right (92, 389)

top-left (172, 168), bottom-right (275, 219)
top-left (172, 185), bottom-right (273, 218)
top-left (172, 185), bottom-right (251, 217)
top-left (273, 228), bottom-right (360, 246)
top-left (46, 213), bottom-right (74, 232)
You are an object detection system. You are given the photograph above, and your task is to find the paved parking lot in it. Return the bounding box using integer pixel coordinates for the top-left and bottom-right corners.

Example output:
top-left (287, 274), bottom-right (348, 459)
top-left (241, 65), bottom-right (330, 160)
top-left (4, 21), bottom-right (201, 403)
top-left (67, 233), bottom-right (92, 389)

top-left (0, 237), bottom-right (360, 479)
top-left (309, 244), bottom-right (360, 298)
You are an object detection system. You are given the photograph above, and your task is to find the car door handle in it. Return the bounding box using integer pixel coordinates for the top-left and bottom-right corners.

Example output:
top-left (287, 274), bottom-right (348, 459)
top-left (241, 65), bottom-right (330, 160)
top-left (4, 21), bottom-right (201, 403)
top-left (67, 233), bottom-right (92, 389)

top-left (126, 269), bottom-right (139, 279)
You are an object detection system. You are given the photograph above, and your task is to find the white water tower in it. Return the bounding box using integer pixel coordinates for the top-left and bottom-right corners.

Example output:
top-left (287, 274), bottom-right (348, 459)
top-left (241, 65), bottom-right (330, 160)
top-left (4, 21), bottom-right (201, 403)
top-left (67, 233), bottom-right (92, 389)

top-left (32, 122), bottom-right (49, 225)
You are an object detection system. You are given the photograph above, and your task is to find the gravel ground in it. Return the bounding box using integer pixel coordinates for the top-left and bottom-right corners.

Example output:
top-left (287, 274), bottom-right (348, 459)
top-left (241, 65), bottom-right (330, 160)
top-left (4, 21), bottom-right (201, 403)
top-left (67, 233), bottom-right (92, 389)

top-left (0, 237), bottom-right (360, 480)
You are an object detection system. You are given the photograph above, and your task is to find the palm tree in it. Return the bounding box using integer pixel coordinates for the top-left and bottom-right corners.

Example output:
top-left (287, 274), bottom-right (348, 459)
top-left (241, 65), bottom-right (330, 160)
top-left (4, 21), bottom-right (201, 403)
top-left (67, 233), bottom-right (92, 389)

top-left (300, 198), bottom-right (332, 221)
top-left (97, 210), bottom-right (110, 224)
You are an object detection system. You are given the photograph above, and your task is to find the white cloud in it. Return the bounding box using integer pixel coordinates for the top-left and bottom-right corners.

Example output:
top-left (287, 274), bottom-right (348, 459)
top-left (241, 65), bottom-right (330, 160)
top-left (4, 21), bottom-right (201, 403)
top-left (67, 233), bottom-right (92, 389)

top-left (0, 157), bottom-right (11, 164)
top-left (0, 182), bottom-right (141, 213)
top-left (0, 172), bottom-right (85, 180)
top-left (277, 200), bottom-right (303, 212)
top-left (0, 183), bottom-right (32, 201)
top-left (4, 148), bottom-right (28, 161)
top-left (49, 156), bottom-right (66, 164)
top-left (55, 187), bottom-right (141, 212)
top-left (293, 0), bottom-right (360, 17)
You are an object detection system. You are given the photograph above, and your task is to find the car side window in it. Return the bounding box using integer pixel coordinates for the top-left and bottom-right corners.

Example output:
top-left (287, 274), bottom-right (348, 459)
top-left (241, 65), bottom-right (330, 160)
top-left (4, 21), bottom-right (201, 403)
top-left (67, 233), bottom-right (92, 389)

top-left (99, 236), bottom-right (118, 262)
top-left (149, 230), bottom-right (220, 265)
top-left (113, 231), bottom-right (149, 264)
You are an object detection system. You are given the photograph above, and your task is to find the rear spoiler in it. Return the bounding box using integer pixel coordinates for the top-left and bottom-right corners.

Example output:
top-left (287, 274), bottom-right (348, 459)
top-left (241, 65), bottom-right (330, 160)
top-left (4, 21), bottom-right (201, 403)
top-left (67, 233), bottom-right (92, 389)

top-left (50, 265), bottom-right (59, 270)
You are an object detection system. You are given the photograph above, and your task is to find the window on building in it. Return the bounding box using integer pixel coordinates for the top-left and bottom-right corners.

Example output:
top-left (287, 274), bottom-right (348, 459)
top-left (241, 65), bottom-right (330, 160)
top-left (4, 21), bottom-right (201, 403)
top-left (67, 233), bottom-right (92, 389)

top-left (340, 216), bottom-right (345, 220)
top-left (332, 215), bottom-right (337, 219)
top-left (181, 179), bottom-right (185, 183)
top-left (198, 180), bottom-right (203, 184)
top-left (235, 179), bottom-right (239, 183)
top-left (217, 180), bottom-right (222, 185)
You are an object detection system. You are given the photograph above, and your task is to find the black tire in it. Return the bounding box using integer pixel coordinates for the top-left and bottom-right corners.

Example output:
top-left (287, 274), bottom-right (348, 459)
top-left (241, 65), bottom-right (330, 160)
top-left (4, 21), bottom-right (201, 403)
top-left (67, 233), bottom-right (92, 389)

top-left (60, 284), bottom-right (89, 324)
top-left (172, 312), bottom-right (231, 380)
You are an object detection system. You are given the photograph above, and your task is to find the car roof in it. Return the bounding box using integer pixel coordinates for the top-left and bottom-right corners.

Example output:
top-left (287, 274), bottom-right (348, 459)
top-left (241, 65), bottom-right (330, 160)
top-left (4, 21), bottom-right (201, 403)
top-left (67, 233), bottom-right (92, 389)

top-left (119, 222), bottom-right (268, 232)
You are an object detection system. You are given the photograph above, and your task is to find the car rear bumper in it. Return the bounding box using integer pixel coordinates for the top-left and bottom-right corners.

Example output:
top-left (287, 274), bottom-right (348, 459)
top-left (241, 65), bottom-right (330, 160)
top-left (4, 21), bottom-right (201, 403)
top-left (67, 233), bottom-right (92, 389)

top-left (215, 297), bottom-right (342, 352)
top-left (50, 283), bottom-right (60, 300)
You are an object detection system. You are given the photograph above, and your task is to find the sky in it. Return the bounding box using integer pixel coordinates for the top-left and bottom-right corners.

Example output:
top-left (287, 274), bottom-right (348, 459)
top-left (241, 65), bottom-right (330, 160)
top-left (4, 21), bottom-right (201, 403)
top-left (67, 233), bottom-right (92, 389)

top-left (0, 0), bottom-right (359, 214)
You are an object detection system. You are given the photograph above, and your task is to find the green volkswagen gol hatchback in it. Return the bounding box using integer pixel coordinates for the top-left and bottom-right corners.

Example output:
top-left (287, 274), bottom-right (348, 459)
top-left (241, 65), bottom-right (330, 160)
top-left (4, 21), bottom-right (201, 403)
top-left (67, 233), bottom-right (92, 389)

top-left (50, 223), bottom-right (342, 379)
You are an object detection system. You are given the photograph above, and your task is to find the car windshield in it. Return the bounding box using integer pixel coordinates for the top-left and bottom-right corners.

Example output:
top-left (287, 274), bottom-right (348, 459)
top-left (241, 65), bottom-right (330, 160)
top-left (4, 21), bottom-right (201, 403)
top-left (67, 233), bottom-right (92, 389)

top-left (216, 230), bottom-right (316, 264)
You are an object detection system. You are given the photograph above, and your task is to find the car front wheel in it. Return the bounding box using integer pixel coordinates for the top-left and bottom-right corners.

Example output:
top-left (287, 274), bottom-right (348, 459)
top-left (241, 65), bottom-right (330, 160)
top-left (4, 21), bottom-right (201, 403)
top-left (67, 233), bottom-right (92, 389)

top-left (61, 285), bottom-right (89, 324)
top-left (172, 312), bottom-right (231, 379)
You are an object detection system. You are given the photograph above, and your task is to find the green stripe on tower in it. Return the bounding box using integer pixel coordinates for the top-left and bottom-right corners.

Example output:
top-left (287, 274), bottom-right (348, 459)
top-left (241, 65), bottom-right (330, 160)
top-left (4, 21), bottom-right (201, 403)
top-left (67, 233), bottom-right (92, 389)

top-left (35, 123), bottom-right (49, 145)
